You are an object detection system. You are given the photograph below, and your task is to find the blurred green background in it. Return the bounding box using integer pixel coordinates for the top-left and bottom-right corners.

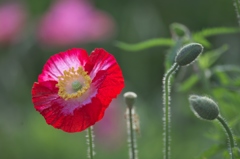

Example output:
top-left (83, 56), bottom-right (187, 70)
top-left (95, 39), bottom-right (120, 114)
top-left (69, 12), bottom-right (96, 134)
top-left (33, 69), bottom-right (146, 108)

top-left (0, 0), bottom-right (240, 159)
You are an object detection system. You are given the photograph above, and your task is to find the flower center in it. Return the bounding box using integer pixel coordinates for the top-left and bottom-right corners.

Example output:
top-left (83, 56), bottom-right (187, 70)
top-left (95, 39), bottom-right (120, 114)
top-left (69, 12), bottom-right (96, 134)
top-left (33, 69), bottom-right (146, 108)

top-left (72, 80), bottom-right (82, 91)
top-left (56, 67), bottom-right (92, 100)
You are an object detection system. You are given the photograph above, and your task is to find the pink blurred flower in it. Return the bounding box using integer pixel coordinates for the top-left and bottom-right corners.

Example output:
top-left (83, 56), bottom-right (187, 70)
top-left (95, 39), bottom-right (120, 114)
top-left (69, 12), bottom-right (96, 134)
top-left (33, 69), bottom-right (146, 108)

top-left (94, 99), bottom-right (125, 150)
top-left (38, 0), bottom-right (115, 47)
top-left (0, 2), bottom-right (26, 44)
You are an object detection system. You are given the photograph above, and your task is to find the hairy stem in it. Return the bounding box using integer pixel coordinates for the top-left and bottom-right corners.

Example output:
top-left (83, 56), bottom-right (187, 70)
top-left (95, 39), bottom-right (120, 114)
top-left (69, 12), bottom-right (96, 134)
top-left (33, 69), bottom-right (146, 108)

top-left (163, 63), bottom-right (179, 159)
top-left (233, 0), bottom-right (240, 26)
top-left (217, 116), bottom-right (235, 159)
top-left (127, 107), bottom-right (138, 159)
top-left (86, 126), bottom-right (95, 159)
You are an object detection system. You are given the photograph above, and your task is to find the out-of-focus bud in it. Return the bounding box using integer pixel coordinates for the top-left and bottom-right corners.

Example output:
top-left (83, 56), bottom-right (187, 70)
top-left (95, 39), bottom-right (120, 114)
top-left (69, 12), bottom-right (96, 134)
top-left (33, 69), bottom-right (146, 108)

top-left (170, 23), bottom-right (190, 40)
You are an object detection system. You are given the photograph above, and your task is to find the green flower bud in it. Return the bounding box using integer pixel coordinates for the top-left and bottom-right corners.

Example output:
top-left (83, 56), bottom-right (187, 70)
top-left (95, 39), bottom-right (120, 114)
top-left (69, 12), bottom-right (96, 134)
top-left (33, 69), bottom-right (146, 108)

top-left (124, 92), bottom-right (137, 109)
top-left (189, 95), bottom-right (219, 120)
top-left (175, 43), bottom-right (203, 66)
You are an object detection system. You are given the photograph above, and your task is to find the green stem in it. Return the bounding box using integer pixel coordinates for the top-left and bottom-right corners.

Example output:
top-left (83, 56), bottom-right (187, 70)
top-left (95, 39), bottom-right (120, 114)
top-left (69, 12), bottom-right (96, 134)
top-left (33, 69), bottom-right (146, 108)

top-left (87, 126), bottom-right (94, 159)
top-left (163, 63), bottom-right (179, 159)
top-left (217, 116), bottom-right (235, 159)
top-left (128, 107), bottom-right (137, 159)
top-left (233, 0), bottom-right (240, 26)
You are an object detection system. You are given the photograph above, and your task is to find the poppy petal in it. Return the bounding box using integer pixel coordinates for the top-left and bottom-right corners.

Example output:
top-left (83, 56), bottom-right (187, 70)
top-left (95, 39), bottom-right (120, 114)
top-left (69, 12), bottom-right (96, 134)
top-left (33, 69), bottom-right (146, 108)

top-left (88, 48), bottom-right (118, 79)
top-left (49, 96), bottom-right (106, 132)
top-left (32, 81), bottom-right (59, 111)
top-left (38, 48), bottom-right (89, 82)
top-left (88, 48), bottom-right (124, 117)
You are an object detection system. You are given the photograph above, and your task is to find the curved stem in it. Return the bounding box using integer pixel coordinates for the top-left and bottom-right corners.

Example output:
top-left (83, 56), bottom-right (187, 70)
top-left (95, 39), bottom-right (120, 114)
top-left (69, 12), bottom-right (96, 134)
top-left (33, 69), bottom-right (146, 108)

top-left (163, 63), bottom-right (179, 159)
top-left (87, 126), bottom-right (94, 159)
top-left (217, 116), bottom-right (235, 159)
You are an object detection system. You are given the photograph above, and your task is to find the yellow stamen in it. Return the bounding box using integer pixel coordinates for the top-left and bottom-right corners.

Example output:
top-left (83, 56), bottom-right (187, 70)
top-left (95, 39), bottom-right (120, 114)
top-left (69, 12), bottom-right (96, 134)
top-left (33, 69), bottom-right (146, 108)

top-left (56, 67), bottom-right (92, 100)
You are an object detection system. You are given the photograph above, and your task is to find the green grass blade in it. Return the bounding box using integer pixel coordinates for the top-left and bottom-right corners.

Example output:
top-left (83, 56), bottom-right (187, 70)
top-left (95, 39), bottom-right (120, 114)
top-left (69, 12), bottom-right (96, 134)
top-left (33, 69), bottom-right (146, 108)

top-left (177, 74), bottom-right (199, 92)
top-left (193, 27), bottom-right (240, 39)
top-left (192, 37), bottom-right (211, 48)
top-left (196, 144), bottom-right (224, 159)
top-left (198, 45), bottom-right (228, 69)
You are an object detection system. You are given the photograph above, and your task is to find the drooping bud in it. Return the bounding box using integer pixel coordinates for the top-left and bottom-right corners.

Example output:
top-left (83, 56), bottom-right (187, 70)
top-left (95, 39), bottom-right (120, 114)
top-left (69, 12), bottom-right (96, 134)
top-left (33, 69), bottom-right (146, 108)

top-left (170, 23), bottom-right (190, 39)
top-left (175, 43), bottom-right (203, 66)
top-left (124, 92), bottom-right (137, 109)
top-left (189, 95), bottom-right (219, 120)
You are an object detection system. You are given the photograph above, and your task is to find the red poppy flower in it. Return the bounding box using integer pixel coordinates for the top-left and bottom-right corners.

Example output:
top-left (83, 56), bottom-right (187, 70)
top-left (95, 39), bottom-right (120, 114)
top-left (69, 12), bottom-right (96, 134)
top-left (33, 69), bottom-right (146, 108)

top-left (32, 48), bottom-right (124, 133)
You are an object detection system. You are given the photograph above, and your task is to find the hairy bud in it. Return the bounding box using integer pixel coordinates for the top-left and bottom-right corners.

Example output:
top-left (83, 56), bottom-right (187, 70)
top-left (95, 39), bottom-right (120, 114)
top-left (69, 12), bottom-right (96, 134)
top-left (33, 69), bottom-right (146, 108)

top-left (124, 92), bottom-right (137, 109)
top-left (189, 95), bottom-right (219, 120)
top-left (175, 43), bottom-right (203, 66)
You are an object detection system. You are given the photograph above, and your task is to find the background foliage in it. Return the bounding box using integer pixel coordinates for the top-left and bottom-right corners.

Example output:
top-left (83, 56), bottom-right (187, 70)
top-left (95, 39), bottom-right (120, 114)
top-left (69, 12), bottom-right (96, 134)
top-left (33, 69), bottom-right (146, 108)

top-left (0, 0), bottom-right (240, 159)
